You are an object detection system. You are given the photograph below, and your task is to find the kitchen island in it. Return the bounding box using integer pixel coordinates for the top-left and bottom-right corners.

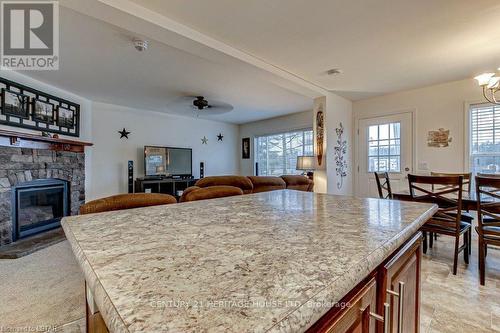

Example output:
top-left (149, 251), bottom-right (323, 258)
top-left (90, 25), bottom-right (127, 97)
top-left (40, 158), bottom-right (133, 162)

top-left (62, 190), bottom-right (437, 333)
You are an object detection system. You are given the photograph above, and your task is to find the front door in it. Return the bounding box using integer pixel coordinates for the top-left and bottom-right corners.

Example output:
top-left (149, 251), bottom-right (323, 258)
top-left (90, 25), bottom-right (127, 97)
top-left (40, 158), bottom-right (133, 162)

top-left (357, 112), bottom-right (413, 197)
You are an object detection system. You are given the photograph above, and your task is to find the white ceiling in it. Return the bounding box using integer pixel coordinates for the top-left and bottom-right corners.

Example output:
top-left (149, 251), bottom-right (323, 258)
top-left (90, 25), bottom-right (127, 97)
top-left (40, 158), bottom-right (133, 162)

top-left (129, 0), bottom-right (500, 100)
top-left (25, 7), bottom-right (313, 124)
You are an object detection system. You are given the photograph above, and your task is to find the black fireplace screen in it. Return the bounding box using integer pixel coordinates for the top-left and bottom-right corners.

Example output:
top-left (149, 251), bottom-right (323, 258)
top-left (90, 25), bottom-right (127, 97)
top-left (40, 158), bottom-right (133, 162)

top-left (12, 179), bottom-right (69, 241)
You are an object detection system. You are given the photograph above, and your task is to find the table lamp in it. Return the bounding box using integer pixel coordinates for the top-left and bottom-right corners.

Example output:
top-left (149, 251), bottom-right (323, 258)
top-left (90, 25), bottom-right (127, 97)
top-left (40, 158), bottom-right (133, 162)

top-left (296, 156), bottom-right (315, 180)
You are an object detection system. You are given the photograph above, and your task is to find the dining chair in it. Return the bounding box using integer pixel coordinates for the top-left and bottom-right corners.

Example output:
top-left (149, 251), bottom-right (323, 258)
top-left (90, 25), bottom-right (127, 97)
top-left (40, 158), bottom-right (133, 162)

top-left (429, 172), bottom-right (474, 251)
top-left (430, 172), bottom-right (472, 194)
top-left (478, 173), bottom-right (500, 178)
top-left (408, 174), bottom-right (471, 275)
top-left (374, 172), bottom-right (393, 199)
top-left (475, 176), bottom-right (500, 285)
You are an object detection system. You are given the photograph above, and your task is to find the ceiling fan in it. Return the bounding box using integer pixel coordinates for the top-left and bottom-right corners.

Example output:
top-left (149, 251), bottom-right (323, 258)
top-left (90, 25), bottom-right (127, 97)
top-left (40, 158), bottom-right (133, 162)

top-left (168, 96), bottom-right (233, 116)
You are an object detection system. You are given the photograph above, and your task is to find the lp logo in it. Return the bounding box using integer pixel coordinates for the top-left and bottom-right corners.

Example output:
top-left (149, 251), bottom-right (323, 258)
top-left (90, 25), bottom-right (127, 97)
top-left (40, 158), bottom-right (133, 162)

top-left (1, 1), bottom-right (59, 70)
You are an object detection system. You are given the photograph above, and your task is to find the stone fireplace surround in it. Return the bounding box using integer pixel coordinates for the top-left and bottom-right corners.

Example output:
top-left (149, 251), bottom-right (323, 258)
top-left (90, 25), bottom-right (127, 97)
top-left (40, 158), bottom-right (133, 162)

top-left (0, 147), bottom-right (85, 246)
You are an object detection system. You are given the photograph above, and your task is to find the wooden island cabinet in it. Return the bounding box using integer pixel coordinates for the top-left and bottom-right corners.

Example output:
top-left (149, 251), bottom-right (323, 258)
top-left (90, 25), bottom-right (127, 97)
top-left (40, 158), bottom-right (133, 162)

top-left (307, 233), bottom-right (422, 333)
top-left (86, 232), bottom-right (422, 333)
top-left (66, 191), bottom-right (436, 333)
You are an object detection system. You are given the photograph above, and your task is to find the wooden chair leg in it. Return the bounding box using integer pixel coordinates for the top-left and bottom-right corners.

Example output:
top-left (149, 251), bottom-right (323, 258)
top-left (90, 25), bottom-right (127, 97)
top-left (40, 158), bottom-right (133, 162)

top-left (453, 236), bottom-right (459, 275)
top-left (469, 225), bottom-right (472, 256)
top-left (434, 233), bottom-right (438, 240)
top-left (485, 244), bottom-right (488, 257)
top-left (479, 238), bottom-right (486, 285)
top-left (429, 232), bottom-right (434, 248)
top-left (423, 231), bottom-right (428, 254)
top-left (464, 231), bottom-right (469, 265)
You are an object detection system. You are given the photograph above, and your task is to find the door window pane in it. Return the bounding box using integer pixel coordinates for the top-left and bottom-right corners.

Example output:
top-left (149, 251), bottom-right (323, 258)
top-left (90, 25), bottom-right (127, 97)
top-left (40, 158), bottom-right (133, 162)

top-left (367, 122), bottom-right (401, 172)
top-left (255, 129), bottom-right (313, 176)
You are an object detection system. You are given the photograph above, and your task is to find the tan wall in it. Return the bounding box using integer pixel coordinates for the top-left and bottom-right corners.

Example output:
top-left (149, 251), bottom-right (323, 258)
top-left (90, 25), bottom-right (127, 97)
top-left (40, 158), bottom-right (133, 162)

top-left (353, 78), bottom-right (484, 195)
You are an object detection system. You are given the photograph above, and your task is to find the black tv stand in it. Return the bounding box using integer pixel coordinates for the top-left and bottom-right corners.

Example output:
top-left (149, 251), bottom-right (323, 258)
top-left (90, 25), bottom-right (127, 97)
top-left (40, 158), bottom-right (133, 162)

top-left (135, 177), bottom-right (198, 199)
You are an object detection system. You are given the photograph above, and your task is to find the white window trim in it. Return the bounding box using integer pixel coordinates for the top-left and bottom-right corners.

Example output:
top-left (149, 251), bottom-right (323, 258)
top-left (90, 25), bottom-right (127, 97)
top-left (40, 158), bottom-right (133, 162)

top-left (254, 127), bottom-right (313, 176)
top-left (466, 101), bottom-right (500, 175)
top-left (465, 100), bottom-right (491, 173)
top-left (367, 122), bottom-right (402, 173)
top-left (354, 108), bottom-right (416, 196)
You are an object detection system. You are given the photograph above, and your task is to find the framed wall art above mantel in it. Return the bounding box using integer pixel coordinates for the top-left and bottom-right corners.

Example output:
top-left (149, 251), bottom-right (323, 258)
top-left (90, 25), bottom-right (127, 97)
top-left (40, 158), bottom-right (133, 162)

top-left (0, 77), bottom-right (80, 137)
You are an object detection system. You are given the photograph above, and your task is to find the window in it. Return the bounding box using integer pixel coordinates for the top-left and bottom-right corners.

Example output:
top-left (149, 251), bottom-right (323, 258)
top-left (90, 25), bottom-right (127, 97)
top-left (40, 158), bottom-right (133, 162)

top-left (255, 129), bottom-right (313, 176)
top-left (470, 103), bottom-right (500, 175)
top-left (367, 122), bottom-right (401, 172)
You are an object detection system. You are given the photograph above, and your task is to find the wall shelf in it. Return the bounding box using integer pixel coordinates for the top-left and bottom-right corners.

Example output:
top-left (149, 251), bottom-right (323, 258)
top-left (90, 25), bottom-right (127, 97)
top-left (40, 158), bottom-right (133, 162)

top-left (0, 129), bottom-right (92, 153)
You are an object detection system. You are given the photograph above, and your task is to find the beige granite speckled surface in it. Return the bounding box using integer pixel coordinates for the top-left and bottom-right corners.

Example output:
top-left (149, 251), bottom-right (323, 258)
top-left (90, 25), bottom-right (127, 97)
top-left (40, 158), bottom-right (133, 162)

top-left (62, 190), bottom-right (437, 333)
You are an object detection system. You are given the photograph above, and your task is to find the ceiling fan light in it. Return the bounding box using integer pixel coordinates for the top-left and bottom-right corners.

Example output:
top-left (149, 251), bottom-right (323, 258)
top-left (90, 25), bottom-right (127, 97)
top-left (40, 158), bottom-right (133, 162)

top-left (475, 73), bottom-right (495, 86)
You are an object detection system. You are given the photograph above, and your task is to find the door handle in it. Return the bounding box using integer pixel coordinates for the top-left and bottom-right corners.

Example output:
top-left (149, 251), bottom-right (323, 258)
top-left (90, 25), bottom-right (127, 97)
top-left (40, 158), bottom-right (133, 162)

top-left (369, 302), bottom-right (390, 333)
top-left (387, 281), bottom-right (405, 333)
top-left (404, 167), bottom-right (410, 172)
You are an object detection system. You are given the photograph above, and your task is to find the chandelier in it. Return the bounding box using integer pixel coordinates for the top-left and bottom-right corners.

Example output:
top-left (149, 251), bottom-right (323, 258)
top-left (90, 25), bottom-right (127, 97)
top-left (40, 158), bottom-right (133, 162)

top-left (475, 71), bottom-right (500, 105)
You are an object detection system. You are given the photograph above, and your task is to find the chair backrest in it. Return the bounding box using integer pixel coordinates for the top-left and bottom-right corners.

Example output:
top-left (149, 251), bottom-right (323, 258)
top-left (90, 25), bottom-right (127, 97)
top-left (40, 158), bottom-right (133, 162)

top-left (374, 172), bottom-right (393, 199)
top-left (408, 174), bottom-right (463, 232)
top-left (477, 173), bottom-right (500, 178)
top-left (80, 193), bottom-right (177, 215)
top-left (475, 176), bottom-right (500, 239)
top-left (431, 172), bottom-right (472, 194)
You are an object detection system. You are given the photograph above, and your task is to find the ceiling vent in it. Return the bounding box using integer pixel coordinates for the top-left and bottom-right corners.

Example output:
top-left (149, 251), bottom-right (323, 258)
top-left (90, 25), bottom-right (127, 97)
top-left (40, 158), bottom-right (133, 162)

top-left (133, 39), bottom-right (149, 52)
top-left (326, 68), bottom-right (343, 76)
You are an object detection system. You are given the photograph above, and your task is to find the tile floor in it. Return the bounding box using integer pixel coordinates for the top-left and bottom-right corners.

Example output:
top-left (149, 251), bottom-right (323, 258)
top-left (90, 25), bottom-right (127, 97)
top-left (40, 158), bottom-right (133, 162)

top-left (421, 231), bottom-right (500, 333)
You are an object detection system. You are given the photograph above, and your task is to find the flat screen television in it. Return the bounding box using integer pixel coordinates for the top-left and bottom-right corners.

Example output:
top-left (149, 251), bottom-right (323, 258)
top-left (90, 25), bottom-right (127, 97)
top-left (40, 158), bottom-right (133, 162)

top-left (144, 146), bottom-right (192, 177)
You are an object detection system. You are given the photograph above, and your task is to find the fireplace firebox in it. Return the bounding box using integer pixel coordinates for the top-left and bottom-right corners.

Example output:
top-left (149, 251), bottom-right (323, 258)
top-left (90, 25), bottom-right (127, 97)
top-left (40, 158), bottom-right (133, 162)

top-left (11, 179), bottom-right (69, 241)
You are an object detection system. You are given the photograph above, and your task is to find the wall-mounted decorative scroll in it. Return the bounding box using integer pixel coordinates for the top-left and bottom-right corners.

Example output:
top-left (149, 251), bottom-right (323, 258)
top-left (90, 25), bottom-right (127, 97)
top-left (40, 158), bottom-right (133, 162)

top-left (427, 128), bottom-right (451, 147)
top-left (316, 106), bottom-right (324, 166)
top-left (0, 77), bottom-right (80, 137)
top-left (334, 122), bottom-right (348, 189)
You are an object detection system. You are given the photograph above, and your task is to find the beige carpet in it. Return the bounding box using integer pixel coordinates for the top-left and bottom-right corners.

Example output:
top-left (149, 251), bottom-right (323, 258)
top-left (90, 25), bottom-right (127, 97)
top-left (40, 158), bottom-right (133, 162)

top-left (0, 241), bottom-right (85, 332)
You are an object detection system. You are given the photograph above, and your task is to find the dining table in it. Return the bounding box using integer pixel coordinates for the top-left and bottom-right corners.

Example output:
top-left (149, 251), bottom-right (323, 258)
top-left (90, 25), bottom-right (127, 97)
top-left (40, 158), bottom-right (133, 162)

top-left (393, 190), bottom-right (479, 211)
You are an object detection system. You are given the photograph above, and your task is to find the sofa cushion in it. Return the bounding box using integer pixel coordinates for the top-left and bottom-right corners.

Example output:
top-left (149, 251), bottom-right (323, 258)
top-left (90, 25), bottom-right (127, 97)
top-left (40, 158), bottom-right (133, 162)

top-left (180, 185), bottom-right (244, 202)
top-left (179, 186), bottom-right (201, 203)
top-left (247, 176), bottom-right (286, 193)
top-left (80, 193), bottom-right (177, 214)
top-left (281, 175), bottom-right (314, 192)
top-left (195, 176), bottom-right (253, 194)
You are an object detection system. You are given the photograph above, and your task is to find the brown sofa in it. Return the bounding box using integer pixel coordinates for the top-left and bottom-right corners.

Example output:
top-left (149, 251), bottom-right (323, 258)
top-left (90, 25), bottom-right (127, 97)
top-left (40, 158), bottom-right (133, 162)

top-left (180, 175), bottom-right (313, 202)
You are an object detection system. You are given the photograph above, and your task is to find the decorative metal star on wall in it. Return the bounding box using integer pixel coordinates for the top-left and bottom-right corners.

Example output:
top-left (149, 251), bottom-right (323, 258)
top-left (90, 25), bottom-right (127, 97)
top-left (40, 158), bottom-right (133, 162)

top-left (217, 133), bottom-right (224, 141)
top-left (118, 128), bottom-right (130, 139)
top-left (201, 136), bottom-right (208, 144)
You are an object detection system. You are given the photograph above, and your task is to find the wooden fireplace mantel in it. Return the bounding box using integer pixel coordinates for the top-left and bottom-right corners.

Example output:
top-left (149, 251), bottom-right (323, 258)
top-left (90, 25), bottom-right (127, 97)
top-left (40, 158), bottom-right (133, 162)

top-left (0, 129), bottom-right (93, 153)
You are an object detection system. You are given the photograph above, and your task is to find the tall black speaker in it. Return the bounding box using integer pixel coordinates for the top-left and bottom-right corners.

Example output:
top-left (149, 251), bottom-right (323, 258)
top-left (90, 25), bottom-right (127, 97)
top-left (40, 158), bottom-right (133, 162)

top-left (128, 161), bottom-right (134, 193)
top-left (200, 161), bottom-right (205, 179)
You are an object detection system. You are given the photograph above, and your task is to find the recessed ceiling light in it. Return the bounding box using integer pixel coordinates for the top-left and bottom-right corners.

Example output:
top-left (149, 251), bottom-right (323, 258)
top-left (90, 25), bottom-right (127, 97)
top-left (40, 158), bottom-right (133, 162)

top-left (326, 68), bottom-right (343, 76)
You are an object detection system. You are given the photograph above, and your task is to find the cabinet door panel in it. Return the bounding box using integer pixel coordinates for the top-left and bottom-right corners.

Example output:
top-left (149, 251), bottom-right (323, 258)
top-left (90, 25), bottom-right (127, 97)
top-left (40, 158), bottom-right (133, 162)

top-left (309, 278), bottom-right (378, 333)
top-left (379, 233), bottom-right (421, 333)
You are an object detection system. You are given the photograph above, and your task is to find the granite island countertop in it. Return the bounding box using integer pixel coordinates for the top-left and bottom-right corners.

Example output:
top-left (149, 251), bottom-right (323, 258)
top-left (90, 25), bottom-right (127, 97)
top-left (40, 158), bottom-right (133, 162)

top-left (62, 190), bottom-right (437, 333)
